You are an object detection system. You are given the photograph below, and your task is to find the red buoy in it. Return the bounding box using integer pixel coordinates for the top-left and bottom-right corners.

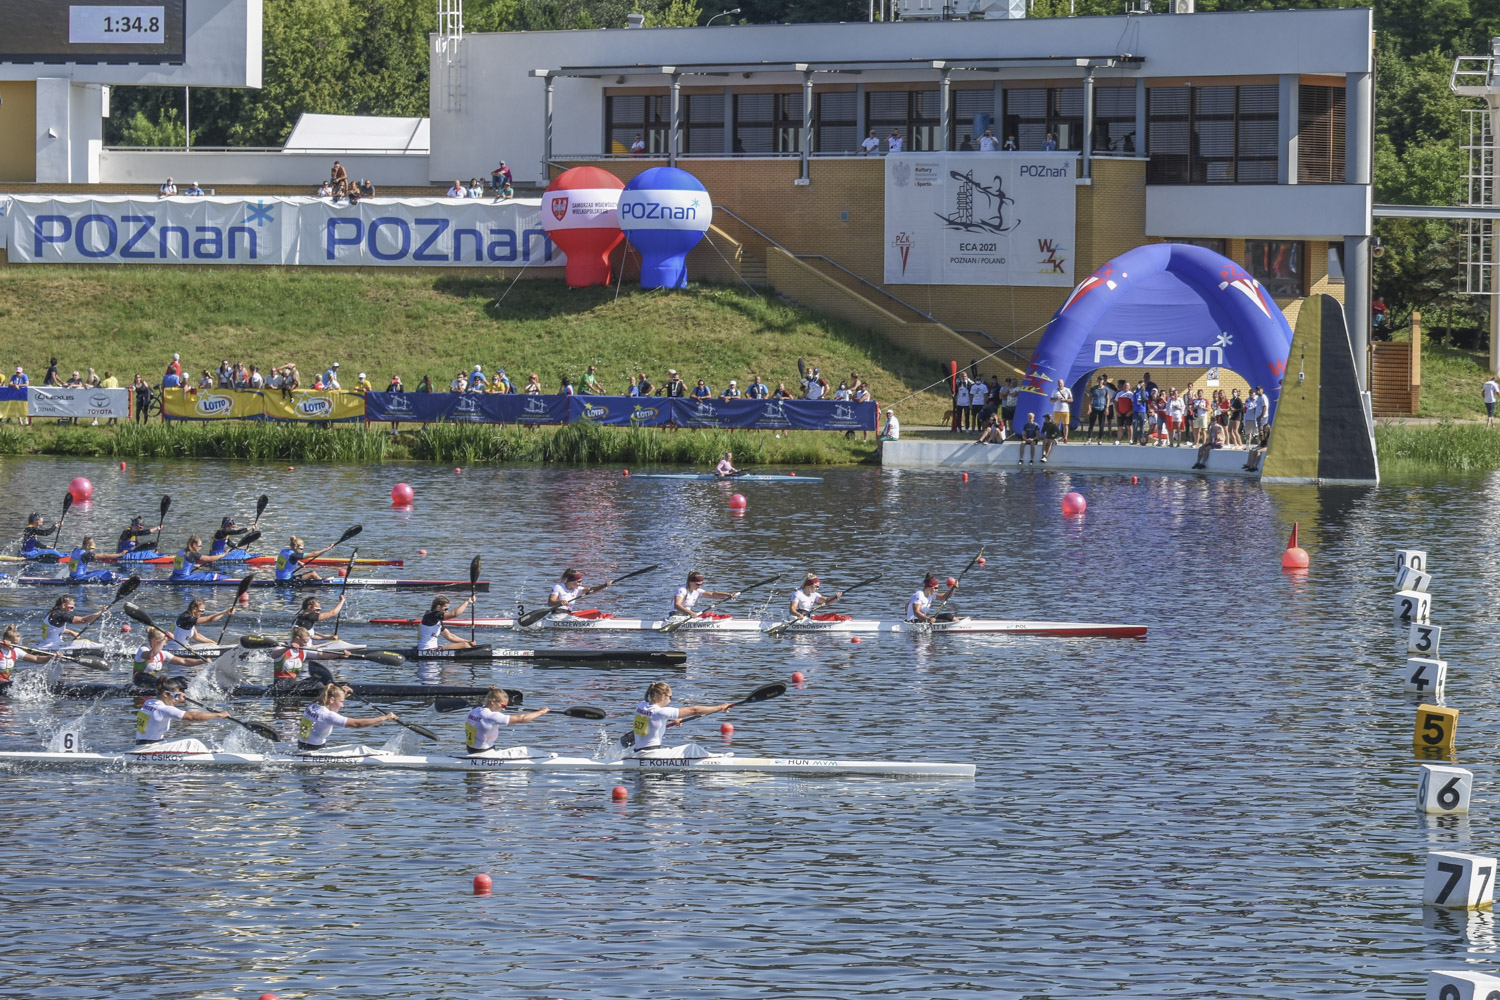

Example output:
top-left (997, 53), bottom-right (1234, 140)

top-left (473, 873), bottom-right (492, 894)
top-left (622, 469), bottom-right (630, 477)
top-left (850, 636), bottom-right (861, 644)
top-left (418, 549), bottom-right (428, 556)
top-left (729, 494), bottom-right (747, 509)
top-left (611, 785), bottom-right (628, 801)
top-left (1062, 492), bottom-right (1087, 516)
top-left (791, 670), bottom-right (805, 683)
top-left (68, 477), bottom-right (93, 502)
top-left (962, 472), bottom-right (969, 482)
top-left (391, 482), bottom-right (414, 506)
top-left (1282, 521), bottom-right (1310, 570)
top-left (121, 623), bottom-right (132, 633)
top-left (258, 994), bottom-right (279, 1000)
top-left (455, 467), bottom-right (462, 474)
top-left (1131, 475), bottom-right (1138, 484)
top-left (976, 557), bottom-right (986, 566)
top-left (119, 461), bottom-right (127, 471)
top-left (946, 577), bottom-right (957, 588)
top-left (720, 722), bottom-right (734, 736)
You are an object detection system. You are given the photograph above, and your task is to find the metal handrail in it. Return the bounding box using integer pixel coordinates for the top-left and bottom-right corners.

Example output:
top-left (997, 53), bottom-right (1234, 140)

top-left (713, 206), bottom-right (1024, 363)
top-left (101, 146), bottom-right (429, 155)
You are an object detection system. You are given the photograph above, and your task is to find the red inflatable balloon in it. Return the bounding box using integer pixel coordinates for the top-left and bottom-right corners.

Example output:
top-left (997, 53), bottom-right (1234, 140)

top-left (542, 166), bottom-right (625, 288)
top-left (391, 482), bottom-right (414, 506)
top-left (68, 477), bottom-right (93, 502)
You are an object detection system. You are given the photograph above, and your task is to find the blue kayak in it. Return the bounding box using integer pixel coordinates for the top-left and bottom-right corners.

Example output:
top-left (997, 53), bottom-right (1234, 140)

top-left (626, 474), bottom-right (823, 482)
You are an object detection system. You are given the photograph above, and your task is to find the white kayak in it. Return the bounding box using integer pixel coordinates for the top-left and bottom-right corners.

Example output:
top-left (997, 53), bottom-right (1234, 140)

top-left (368, 614), bottom-right (1147, 638)
top-left (0, 739), bottom-right (976, 778)
top-left (59, 638), bottom-right (366, 656)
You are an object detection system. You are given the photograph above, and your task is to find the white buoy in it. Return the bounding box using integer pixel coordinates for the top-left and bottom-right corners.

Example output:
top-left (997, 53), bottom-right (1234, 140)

top-left (1419, 764), bottom-right (1473, 816)
top-left (1427, 969), bottom-right (1500, 999)
top-left (1409, 623), bottom-right (1443, 658)
top-left (1404, 658), bottom-right (1448, 698)
top-left (1396, 590), bottom-right (1432, 623)
top-left (1397, 549), bottom-right (1428, 576)
top-left (1397, 566), bottom-right (1434, 594)
top-left (1424, 851), bottom-right (1496, 909)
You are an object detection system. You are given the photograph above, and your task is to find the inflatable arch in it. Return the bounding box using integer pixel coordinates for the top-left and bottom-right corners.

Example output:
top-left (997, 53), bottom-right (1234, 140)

top-left (1011, 243), bottom-right (1295, 430)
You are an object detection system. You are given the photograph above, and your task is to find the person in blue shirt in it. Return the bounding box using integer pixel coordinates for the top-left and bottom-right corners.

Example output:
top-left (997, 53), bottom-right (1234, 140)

top-left (495, 369), bottom-right (513, 393)
top-left (10, 366), bottom-right (29, 387)
top-left (68, 536), bottom-right (117, 583)
top-left (169, 535), bottom-right (228, 582)
top-left (21, 513), bottom-right (63, 560)
top-left (691, 378), bottom-right (713, 399)
top-left (275, 535), bottom-right (338, 582)
top-left (468, 365), bottom-right (487, 391)
top-left (117, 515), bottom-right (160, 557)
top-left (746, 374), bottom-right (769, 399)
top-left (209, 517), bottom-right (252, 558)
top-left (1132, 385), bottom-right (1151, 446)
top-left (162, 371), bottom-right (181, 389)
top-left (720, 380), bottom-right (742, 400)
top-left (1018, 412), bottom-right (1041, 465)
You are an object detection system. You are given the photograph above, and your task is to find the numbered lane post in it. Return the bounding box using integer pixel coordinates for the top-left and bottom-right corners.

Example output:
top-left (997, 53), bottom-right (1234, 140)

top-left (1397, 549), bottom-right (1428, 576)
top-left (1405, 658), bottom-right (1449, 698)
top-left (1419, 764), bottom-right (1474, 816)
top-left (1415, 704), bottom-right (1459, 754)
top-left (1425, 851), bottom-right (1497, 909)
top-left (1397, 590), bottom-right (1433, 623)
top-left (1397, 566), bottom-right (1435, 593)
top-left (1409, 623), bottom-right (1443, 658)
top-left (1428, 969), bottom-right (1500, 1000)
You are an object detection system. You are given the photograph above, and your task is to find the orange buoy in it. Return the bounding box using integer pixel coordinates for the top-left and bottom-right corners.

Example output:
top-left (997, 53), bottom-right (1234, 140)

top-left (1281, 521), bottom-right (1310, 569)
top-left (791, 670), bottom-right (805, 683)
top-left (611, 785), bottom-right (628, 801)
top-left (473, 873), bottom-right (492, 894)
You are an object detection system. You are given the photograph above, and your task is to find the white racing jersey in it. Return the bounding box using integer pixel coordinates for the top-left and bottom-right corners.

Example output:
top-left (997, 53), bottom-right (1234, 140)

top-left (672, 585), bottom-right (703, 616)
top-left (906, 590), bottom-right (932, 621)
top-left (791, 589), bottom-right (822, 614)
top-left (418, 611), bottom-right (447, 650)
top-left (299, 703), bottom-right (348, 746)
top-left (38, 611), bottom-right (72, 650)
top-left (464, 705), bottom-right (512, 750)
top-left (632, 700), bottom-right (681, 750)
top-left (549, 582), bottom-right (585, 611)
top-left (133, 647), bottom-right (168, 678)
top-left (136, 697), bottom-right (186, 741)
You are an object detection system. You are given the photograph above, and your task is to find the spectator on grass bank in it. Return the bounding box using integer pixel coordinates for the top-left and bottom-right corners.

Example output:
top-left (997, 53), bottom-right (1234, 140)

top-left (636, 372), bottom-right (654, 396)
top-left (523, 373), bottom-right (542, 394)
top-left (1484, 374), bottom-right (1500, 428)
top-left (560, 376), bottom-right (575, 395)
top-left (582, 365), bottom-right (604, 394)
top-left (42, 357), bottom-right (58, 386)
top-left (468, 365), bottom-right (488, 391)
top-left (665, 370), bottom-right (687, 398)
top-left (772, 382), bottom-right (793, 399)
top-left (417, 375), bottom-right (434, 393)
top-left (721, 380), bottom-right (741, 400)
top-left (100, 371), bottom-right (119, 389)
top-left (355, 372), bottom-right (374, 391)
top-left (133, 375), bottom-right (150, 422)
top-left (387, 375), bottom-right (405, 393)
top-left (879, 407), bottom-right (900, 442)
top-left (691, 378), bottom-right (713, 399)
top-left (746, 374), bottom-right (769, 399)
top-left (494, 369), bottom-right (514, 393)
top-left (450, 371), bottom-right (469, 393)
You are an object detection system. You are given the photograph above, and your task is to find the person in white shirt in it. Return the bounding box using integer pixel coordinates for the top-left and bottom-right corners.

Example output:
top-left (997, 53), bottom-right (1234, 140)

top-left (1049, 377), bottom-right (1074, 443)
top-left (1483, 375), bottom-right (1499, 427)
top-left (418, 595), bottom-right (478, 650)
top-left (887, 131), bottom-right (904, 154)
top-left (978, 128), bottom-right (999, 152)
top-left (1167, 392), bottom-right (1187, 446)
top-left (714, 452), bottom-right (741, 478)
top-left (861, 129), bottom-right (880, 155)
top-left (955, 377), bottom-right (972, 432)
top-left (631, 681), bottom-right (732, 750)
top-left (668, 571), bottom-right (736, 620)
top-left (787, 573), bottom-right (843, 622)
top-left (159, 177), bottom-right (177, 198)
top-left (905, 573), bottom-right (958, 624)
top-left (630, 133), bottom-right (646, 156)
top-left (446, 180), bottom-right (466, 198)
top-left (547, 568), bottom-right (614, 612)
top-left (969, 378), bottom-right (988, 425)
top-left (136, 677), bottom-right (227, 744)
top-left (880, 408), bottom-right (900, 441)
top-left (464, 687), bottom-right (549, 754)
top-left (297, 683), bottom-right (396, 751)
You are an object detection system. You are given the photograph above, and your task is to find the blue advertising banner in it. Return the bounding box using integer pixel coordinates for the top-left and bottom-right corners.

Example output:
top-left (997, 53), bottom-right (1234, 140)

top-left (364, 391), bottom-right (571, 424)
top-left (671, 398), bottom-right (876, 431)
top-left (362, 392), bottom-right (875, 430)
top-left (569, 396), bottom-right (673, 427)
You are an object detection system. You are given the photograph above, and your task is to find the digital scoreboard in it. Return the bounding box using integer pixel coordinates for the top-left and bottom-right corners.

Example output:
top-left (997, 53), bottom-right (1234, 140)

top-left (0, 0), bottom-right (186, 63)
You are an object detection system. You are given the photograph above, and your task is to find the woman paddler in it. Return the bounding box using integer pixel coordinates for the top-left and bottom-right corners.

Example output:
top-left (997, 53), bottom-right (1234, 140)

top-left (419, 595), bottom-right (477, 650)
top-left (904, 574), bottom-right (958, 624)
top-left (173, 597), bottom-right (234, 648)
top-left (714, 451), bottom-right (741, 479)
top-left (116, 514), bottom-right (160, 556)
top-left (297, 682), bottom-right (396, 752)
top-left (1, 625), bottom-right (59, 684)
top-left (21, 513), bottom-right (64, 560)
top-left (294, 595), bottom-right (346, 641)
top-left (787, 573), bottom-right (843, 623)
top-left (169, 535), bottom-right (228, 582)
top-left (669, 571), bottom-right (735, 621)
top-left (631, 681), bottom-right (732, 751)
top-left (209, 517), bottom-right (252, 558)
top-left (274, 535), bottom-right (338, 582)
top-left (463, 687), bottom-right (549, 754)
top-left (37, 596), bottom-right (103, 650)
top-left (135, 675), bottom-right (229, 744)
top-left (132, 626), bottom-right (208, 683)
top-left (274, 627), bottom-right (350, 682)
top-left (67, 536), bottom-right (117, 584)
top-left (547, 568), bottom-right (614, 614)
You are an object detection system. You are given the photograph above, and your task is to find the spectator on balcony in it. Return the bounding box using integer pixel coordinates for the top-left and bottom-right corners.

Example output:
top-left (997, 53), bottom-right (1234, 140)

top-left (446, 179), bottom-right (466, 198)
top-left (316, 181), bottom-right (332, 198)
top-left (1042, 133), bottom-right (1058, 151)
top-left (1003, 135), bottom-right (1017, 151)
top-left (887, 131), bottom-right (904, 154)
top-left (330, 160), bottom-right (348, 188)
top-left (185, 181), bottom-right (205, 196)
top-left (491, 161), bottom-right (511, 194)
top-left (861, 129), bottom-right (880, 156)
top-left (467, 177), bottom-right (484, 198)
top-left (630, 133), bottom-right (646, 156)
top-left (497, 181), bottom-right (515, 200)
top-left (159, 177), bottom-right (177, 197)
top-left (979, 128), bottom-right (1000, 152)
top-left (359, 178), bottom-right (375, 198)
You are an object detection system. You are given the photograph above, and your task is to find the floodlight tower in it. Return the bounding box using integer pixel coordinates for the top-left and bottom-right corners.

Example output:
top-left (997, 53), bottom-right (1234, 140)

top-left (1452, 38), bottom-right (1500, 373)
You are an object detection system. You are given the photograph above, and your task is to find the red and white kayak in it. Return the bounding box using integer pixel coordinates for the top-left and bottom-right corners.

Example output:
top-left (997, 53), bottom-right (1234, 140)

top-left (366, 614), bottom-right (1147, 638)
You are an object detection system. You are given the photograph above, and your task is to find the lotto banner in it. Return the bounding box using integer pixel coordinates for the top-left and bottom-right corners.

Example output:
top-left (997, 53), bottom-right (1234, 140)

top-left (2, 195), bottom-right (562, 269)
top-left (26, 387), bottom-right (130, 419)
top-left (162, 388), bottom-right (364, 422)
top-left (569, 396), bottom-right (673, 427)
top-left (883, 153), bottom-right (1077, 287)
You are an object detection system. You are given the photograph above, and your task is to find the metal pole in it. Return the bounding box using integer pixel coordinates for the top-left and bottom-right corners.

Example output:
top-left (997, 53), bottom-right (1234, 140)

top-left (544, 74), bottom-right (554, 172)
top-left (1081, 67), bottom-right (1094, 179)
top-left (801, 68), bottom-right (813, 182)
top-left (184, 86), bottom-right (190, 151)
top-left (939, 66), bottom-right (951, 151)
top-left (669, 72), bottom-right (681, 167)
top-left (1491, 97), bottom-right (1500, 375)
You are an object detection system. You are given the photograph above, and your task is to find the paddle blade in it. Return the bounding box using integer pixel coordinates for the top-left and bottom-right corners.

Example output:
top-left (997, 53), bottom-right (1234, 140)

top-left (157, 495), bottom-right (171, 525)
top-left (469, 555), bottom-right (482, 586)
top-left (797, 356), bottom-right (806, 379)
top-left (504, 688), bottom-right (524, 705)
top-left (75, 656), bottom-right (110, 672)
top-left (336, 524), bottom-right (363, 545)
top-left (234, 574), bottom-right (256, 600)
top-left (117, 575), bottom-right (142, 600)
top-left (358, 650), bottom-right (405, 667)
top-left (403, 721), bottom-right (439, 741)
top-left (254, 494), bottom-right (269, 522)
top-left (434, 697), bottom-right (475, 714)
top-left (244, 720), bottom-right (280, 742)
top-left (612, 563), bottom-right (661, 585)
top-left (237, 530), bottom-right (263, 550)
top-left (517, 607), bottom-right (554, 628)
top-left (736, 682), bottom-right (787, 706)
top-left (561, 706), bottom-right (606, 721)
top-left (121, 602), bottom-right (156, 628)
top-left (307, 661), bottom-right (337, 684)
top-left (619, 731), bottom-right (636, 748)
top-left (61, 493), bottom-right (73, 516)
top-left (238, 635), bottom-right (280, 649)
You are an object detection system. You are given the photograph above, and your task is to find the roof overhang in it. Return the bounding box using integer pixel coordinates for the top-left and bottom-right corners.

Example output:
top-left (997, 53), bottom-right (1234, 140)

top-left (530, 55), bottom-right (1139, 80)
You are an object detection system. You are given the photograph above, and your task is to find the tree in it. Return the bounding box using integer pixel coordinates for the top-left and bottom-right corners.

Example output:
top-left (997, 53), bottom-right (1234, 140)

top-left (116, 107), bottom-right (192, 147)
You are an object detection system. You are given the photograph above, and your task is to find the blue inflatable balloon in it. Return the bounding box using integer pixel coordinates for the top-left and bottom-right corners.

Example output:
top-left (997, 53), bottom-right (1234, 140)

top-left (619, 167), bottom-right (713, 290)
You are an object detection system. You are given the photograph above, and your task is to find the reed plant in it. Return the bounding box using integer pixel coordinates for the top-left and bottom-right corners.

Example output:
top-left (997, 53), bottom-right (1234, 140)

top-left (1376, 422), bottom-right (1500, 478)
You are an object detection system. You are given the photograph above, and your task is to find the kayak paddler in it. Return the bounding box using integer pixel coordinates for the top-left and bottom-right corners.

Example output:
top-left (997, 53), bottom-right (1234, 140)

top-left (135, 675), bottom-right (229, 744)
top-left (21, 513), bottom-right (64, 560)
top-left (116, 514), bottom-right (159, 556)
top-left (209, 517), bottom-right (252, 558)
top-left (275, 627), bottom-right (350, 682)
top-left (714, 451), bottom-right (741, 479)
top-left (464, 687), bottom-right (549, 754)
top-left (547, 568), bottom-right (613, 613)
top-left (294, 595), bottom-right (346, 640)
top-left (668, 571), bottom-right (736, 621)
top-left (38, 596), bottom-right (103, 650)
top-left (132, 627), bottom-right (208, 683)
top-left (905, 573), bottom-right (958, 624)
top-left (169, 535), bottom-right (227, 582)
top-left (419, 595), bottom-right (477, 650)
top-left (631, 681), bottom-right (731, 751)
top-left (275, 535), bottom-right (337, 582)
top-left (173, 597), bottom-right (234, 647)
top-left (67, 536), bottom-right (117, 584)
top-left (788, 573), bottom-right (842, 622)
top-left (298, 682), bottom-right (396, 752)
top-left (1, 625), bottom-right (59, 682)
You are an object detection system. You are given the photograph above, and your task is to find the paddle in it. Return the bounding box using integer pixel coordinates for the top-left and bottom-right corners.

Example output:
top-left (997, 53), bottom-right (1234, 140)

top-left (177, 694), bottom-right (280, 742)
top-left (127, 494), bottom-right (173, 553)
top-left (215, 574), bottom-right (256, 644)
top-left (765, 574), bottom-right (884, 636)
top-left (54, 492), bottom-right (74, 553)
top-left (13, 642), bottom-right (109, 672)
top-left (236, 635), bottom-right (405, 667)
top-left (331, 547), bottom-right (358, 637)
top-left (619, 682), bottom-right (786, 748)
top-left (930, 547), bottom-right (985, 616)
top-left (250, 494), bottom-right (270, 529)
top-left (468, 555), bottom-right (481, 646)
top-left (516, 563), bottom-right (660, 628)
top-left (121, 602), bottom-right (212, 663)
top-left (434, 698), bottom-right (602, 719)
top-left (69, 575), bottom-right (142, 644)
top-left (305, 661), bottom-right (437, 741)
top-left (658, 574), bottom-right (782, 633)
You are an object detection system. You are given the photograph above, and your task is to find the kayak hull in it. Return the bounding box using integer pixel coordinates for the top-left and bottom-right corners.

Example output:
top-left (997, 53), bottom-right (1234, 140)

top-left (14, 576), bottom-right (486, 591)
top-left (625, 474), bottom-right (823, 482)
top-left (368, 615), bottom-right (1147, 638)
top-left (1, 680), bottom-right (509, 700)
top-left (393, 645), bottom-right (686, 664)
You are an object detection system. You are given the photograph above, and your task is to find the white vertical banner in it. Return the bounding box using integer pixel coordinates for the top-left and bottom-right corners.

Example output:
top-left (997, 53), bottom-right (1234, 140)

top-left (884, 152), bottom-right (1077, 287)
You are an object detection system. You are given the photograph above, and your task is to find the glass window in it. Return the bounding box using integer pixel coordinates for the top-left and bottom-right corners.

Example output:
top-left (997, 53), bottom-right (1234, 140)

top-left (1298, 85), bottom-right (1346, 183)
top-left (953, 89), bottom-right (995, 149)
top-left (814, 92), bottom-right (857, 153)
top-left (605, 94), bottom-right (669, 156)
top-left (1164, 237), bottom-right (1228, 255)
top-left (1246, 240), bottom-right (1306, 298)
top-left (866, 90), bottom-right (941, 151)
top-left (733, 92), bottom-right (803, 154)
top-left (1147, 84), bottom-right (1279, 184)
top-left (1327, 243), bottom-right (1345, 284)
top-left (1002, 86), bottom-right (1134, 152)
top-left (683, 93), bottom-right (725, 155)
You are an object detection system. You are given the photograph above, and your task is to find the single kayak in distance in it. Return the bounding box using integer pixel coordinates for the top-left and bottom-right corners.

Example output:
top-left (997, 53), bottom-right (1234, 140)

top-left (0, 553), bottom-right (403, 566)
top-left (11, 576), bottom-right (486, 591)
top-left (625, 474), bottom-right (822, 482)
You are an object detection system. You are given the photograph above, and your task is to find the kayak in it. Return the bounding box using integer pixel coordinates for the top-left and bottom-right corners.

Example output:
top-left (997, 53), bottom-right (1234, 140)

top-left (2, 680), bottom-right (513, 700)
top-left (0, 739), bottom-right (975, 777)
top-left (11, 576), bottom-right (486, 591)
top-left (61, 639), bottom-right (368, 657)
top-left (1, 554), bottom-right (402, 566)
top-left (626, 474), bottom-right (822, 482)
top-left (390, 645), bottom-right (686, 665)
top-left (367, 614), bottom-right (1147, 638)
